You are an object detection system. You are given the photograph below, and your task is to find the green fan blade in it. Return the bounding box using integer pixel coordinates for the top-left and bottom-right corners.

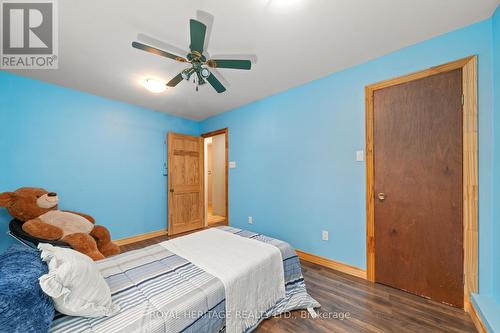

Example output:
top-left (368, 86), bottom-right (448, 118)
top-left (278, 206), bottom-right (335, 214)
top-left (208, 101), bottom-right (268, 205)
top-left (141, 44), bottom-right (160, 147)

top-left (208, 59), bottom-right (251, 70)
top-left (189, 19), bottom-right (206, 53)
top-left (207, 73), bottom-right (226, 93)
top-left (132, 42), bottom-right (187, 62)
top-left (167, 73), bottom-right (183, 87)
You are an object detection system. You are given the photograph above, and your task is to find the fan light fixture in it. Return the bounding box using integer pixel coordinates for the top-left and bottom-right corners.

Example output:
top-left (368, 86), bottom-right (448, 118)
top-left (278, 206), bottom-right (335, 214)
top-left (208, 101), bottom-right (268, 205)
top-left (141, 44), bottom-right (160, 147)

top-left (200, 67), bottom-right (210, 79)
top-left (181, 68), bottom-right (196, 80)
top-left (143, 78), bottom-right (166, 93)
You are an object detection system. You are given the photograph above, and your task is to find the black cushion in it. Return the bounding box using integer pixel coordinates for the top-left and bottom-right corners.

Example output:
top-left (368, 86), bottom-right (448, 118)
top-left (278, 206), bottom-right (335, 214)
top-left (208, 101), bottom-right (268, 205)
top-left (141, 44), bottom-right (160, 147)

top-left (9, 219), bottom-right (70, 247)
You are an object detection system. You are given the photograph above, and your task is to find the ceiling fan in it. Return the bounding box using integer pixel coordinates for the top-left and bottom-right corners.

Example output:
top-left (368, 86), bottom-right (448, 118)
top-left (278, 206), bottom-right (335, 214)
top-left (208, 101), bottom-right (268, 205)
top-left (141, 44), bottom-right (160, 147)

top-left (132, 18), bottom-right (252, 93)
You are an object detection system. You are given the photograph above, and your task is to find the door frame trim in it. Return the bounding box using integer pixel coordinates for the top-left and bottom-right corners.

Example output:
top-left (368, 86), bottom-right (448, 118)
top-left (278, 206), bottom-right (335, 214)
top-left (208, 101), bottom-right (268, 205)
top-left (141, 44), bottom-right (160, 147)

top-left (201, 128), bottom-right (229, 226)
top-left (365, 56), bottom-right (478, 310)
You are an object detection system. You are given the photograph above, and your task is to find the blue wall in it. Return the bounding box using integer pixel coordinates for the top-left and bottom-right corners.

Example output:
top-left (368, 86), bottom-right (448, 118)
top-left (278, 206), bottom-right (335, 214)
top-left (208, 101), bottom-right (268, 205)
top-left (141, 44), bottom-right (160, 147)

top-left (492, 4), bottom-right (500, 305)
top-left (201, 20), bottom-right (495, 288)
top-left (1, 9), bottom-right (499, 331)
top-left (201, 14), bottom-right (500, 331)
top-left (0, 72), bottom-right (200, 253)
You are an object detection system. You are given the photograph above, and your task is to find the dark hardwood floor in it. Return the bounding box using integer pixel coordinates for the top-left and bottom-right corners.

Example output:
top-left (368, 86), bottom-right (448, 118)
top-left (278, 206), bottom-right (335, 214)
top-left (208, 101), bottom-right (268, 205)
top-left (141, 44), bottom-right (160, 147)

top-left (120, 230), bottom-right (477, 333)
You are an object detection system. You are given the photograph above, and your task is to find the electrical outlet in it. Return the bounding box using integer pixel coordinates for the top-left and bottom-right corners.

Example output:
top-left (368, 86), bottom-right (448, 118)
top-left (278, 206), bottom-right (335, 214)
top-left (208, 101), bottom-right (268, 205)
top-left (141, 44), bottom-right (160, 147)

top-left (248, 216), bottom-right (253, 224)
top-left (322, 230), bottom-right (329, 241)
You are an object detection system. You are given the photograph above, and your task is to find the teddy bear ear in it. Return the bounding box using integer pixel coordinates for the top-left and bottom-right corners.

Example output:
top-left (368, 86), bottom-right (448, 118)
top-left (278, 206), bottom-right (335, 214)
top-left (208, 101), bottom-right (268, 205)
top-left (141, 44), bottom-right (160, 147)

top-left (0, 192), bottom-right (14, 208)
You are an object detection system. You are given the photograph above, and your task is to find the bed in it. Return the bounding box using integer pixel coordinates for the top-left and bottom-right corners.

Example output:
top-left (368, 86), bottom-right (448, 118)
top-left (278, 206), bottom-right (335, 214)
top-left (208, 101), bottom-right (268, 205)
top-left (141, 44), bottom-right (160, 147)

top-left (50, 226), bottom-right (319, 333)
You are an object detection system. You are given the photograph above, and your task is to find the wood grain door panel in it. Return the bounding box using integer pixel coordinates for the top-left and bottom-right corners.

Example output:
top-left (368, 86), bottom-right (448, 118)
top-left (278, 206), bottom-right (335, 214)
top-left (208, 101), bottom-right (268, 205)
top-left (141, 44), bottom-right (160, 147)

top-left (173, 192), bottom-right (202, 234)
top-left (373, 69), bottom-right (463, 307)
top-left (168, 133), bottom-right (204, 235)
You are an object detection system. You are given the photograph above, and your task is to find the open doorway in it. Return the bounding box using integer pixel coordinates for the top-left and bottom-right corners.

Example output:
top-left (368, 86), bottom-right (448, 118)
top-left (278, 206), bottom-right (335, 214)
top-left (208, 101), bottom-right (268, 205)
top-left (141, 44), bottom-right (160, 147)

top-left (202, 128), bottom-right (228, 226)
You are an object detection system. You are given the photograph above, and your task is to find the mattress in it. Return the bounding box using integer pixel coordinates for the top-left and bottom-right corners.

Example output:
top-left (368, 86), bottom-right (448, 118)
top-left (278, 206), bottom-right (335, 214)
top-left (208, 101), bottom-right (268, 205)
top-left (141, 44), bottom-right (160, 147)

top-left (50, 226), bottom-right (320, 333)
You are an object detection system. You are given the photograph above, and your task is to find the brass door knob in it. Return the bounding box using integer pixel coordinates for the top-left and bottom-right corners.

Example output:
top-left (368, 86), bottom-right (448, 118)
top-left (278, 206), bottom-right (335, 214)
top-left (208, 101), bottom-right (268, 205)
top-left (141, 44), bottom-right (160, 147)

top-left (377, 193), bottom-right (386, 201)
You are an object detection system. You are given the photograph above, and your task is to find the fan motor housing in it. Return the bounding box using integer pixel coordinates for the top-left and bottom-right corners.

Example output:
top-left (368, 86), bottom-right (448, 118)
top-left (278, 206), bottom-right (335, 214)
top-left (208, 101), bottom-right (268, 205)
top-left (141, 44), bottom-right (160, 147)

top-left (187, 51), bottom-right (206, 63)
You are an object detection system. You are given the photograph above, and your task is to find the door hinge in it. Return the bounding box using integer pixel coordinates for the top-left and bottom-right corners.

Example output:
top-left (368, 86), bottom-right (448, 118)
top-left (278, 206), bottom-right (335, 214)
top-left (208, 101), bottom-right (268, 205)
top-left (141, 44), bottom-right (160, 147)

top-left (461, 94), bottom-right (465, 106)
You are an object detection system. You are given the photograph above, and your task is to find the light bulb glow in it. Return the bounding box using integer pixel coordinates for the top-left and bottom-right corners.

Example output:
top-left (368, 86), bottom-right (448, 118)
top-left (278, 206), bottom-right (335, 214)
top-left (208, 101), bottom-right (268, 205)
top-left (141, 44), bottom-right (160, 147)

top-left (143, 78), bottom-right (166, 93)
top-left (267, 0), bottom-right (302, 10)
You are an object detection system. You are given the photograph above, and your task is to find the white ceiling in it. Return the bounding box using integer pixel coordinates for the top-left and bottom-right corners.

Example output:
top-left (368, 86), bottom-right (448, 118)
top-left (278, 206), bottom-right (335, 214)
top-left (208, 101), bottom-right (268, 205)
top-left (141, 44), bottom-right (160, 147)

top-left (6, 0), bottom-right (500, 120)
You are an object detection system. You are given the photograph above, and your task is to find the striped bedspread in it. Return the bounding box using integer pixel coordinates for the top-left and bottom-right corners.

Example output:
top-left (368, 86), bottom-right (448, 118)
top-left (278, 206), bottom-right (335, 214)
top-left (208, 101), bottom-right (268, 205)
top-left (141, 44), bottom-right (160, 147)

top-left (50, 226), bottom-right (320, 333)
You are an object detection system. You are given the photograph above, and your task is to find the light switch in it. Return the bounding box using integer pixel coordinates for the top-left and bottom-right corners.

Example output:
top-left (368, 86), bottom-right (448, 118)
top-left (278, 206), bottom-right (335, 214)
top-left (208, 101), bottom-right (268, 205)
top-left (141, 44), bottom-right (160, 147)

top-left (229, 161), bottom-right (236, 169)
top-left (356, 150), bottom-right (364, 162)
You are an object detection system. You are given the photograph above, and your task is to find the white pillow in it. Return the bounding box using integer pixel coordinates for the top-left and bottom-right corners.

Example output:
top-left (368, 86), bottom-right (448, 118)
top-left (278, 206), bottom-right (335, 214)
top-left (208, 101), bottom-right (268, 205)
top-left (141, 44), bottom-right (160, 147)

top-left (38, 243), bottom-right (120, 317)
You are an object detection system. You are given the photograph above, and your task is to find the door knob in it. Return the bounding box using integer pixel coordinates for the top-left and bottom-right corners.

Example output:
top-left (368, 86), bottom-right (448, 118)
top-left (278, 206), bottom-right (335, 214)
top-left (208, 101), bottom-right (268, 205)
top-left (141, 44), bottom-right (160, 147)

top-left (170, 188), bottom-right (174, 193)
top-left (377, 193), bottom-right (386, 201)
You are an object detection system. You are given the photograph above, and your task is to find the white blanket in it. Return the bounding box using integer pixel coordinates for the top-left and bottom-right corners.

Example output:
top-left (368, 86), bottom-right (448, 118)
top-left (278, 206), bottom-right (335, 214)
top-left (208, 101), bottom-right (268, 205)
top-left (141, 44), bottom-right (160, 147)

top-left (160, 228), bottom-right (285, 333)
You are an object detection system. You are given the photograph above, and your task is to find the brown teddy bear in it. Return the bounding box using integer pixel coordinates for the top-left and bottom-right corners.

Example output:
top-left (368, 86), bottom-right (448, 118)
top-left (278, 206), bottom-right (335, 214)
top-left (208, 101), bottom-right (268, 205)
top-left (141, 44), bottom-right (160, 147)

top-left (0, 187), bottom-right (120, 260)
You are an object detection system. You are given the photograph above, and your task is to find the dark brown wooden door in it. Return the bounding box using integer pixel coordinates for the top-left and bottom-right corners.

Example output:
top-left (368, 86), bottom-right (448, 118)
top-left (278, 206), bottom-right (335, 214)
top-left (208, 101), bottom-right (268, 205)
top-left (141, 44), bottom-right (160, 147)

top-left (373, 69), bottom-right (463, 307)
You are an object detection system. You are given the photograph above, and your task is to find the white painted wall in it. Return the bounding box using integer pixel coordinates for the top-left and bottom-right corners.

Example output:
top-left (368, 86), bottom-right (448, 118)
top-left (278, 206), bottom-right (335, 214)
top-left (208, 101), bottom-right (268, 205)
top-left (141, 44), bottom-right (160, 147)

top-left (207, 143), bottom-right (213, 206)
top-left (212, 134), bottom-right (226, 216)
top-left (203, 137), bottom-right (210, 226)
